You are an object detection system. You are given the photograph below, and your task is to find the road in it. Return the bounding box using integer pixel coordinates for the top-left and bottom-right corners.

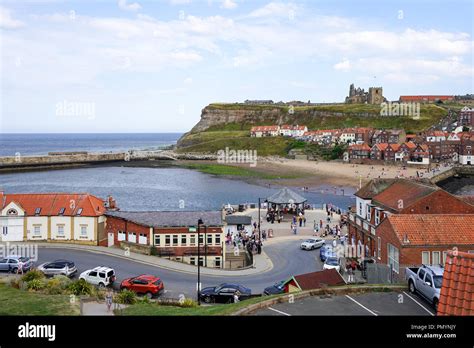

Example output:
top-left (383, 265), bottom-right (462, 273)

top-left (35, 239), bottom-right (324, 299)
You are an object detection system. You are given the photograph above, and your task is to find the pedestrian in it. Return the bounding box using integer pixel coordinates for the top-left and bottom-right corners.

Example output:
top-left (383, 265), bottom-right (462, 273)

top-left (233, 290), bottom-right (240, 303)
top-left (332, 239), bottom-right (337, 248)
top-left (105, 288), bottom-right (113, 312)
top-left (347, 264), bottom-right (354, 283)
top-left (257, 240), bottom-right (262, 254)
top-left (262, 230), bottom-right (267, 241)
top-left (303, 216), bottom-right (306, 227)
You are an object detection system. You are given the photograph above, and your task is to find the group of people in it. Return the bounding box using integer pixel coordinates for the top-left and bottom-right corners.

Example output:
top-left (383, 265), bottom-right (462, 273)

top-left (225, 228), bottom-right (263, 255)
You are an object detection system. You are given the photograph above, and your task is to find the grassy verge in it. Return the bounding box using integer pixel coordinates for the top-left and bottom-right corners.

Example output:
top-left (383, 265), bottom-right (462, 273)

top-left (119, 294), bottom-right (282, 316)
top-left (180, 163), bottom-right (303, 179)
top-left (0, 283), bottom-right (80, 315)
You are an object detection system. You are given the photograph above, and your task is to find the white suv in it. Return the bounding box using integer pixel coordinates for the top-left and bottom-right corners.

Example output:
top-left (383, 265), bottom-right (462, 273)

top-left (79, 266), bottom-right (116, 287)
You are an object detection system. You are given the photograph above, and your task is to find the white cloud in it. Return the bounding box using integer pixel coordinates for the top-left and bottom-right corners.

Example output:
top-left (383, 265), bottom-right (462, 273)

top-left (333, 58), bottom-right (352, 72)
top-left (169, 0), bottom-right (192, 4)
top-left (220, 0), bottom-right (237, 10)
top-left (118, 0), bottom-right (142, 12)
top-left (0, 6), bottom-right (24, 29)
top-left (248, 2), bottom-right (298, 18)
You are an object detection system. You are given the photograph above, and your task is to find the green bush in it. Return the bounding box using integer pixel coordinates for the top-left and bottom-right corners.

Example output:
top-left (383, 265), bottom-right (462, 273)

top-left (27, 279), bottom-right (46, 291)
top-left (150, 247), bottom-right (158, 256)
top-left (21, 269), bottom-right (45, 282)
top-left (45, 276), bottom-right (71, 295)
top-left (52, 275), bottom-right (72, 289)
top-left (115, 290), bottom-right (137, 305)
top-left (180, 298), bottom-right (198, 308)
top-left (95, 288), bottom-right (107, 301)
top-left (67, 279), bottom-right (93, 296)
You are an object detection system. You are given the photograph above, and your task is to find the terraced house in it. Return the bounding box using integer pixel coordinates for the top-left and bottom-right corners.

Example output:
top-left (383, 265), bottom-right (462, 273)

top-left (0, 192), bottom-right (108, 245)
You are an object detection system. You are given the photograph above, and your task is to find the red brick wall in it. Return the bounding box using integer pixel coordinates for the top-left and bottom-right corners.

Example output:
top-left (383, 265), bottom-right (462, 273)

top-left (401, 191), bottom-right (474, 214)
top-left (102, 216), bottom-right (150, 247)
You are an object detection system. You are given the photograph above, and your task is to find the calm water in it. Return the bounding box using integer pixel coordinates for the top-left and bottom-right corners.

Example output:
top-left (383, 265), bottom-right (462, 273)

top-left (0, 133), bottom-right (182, 156)
top-left (0, 166), bottom-right (356, 211)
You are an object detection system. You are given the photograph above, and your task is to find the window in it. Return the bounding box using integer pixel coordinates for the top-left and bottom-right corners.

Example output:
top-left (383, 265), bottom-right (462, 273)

top-left (34, 226), bottom-right (41, 235)
top-left (154, 235), bottom-right (160, 246)
top-left (207, 235), bottom-right (213, 245)
top-left (215, 234), bottom-right (221, 245)
top-left (418, 268), bottom-right (426, 280)
top-left (128, 232), bottom-right (137, 243)
top-left (198, 257), bottom-right (204, 266)
top-left (199, 234), bottom-right (204, 245)
top-left (172, 235), bottom-right (178, 246)
top-left (89, 271), bottom-right (97, 277)
top-left (57, 225), bottom-right (64, 236)
top-left (118, 231), bottom-right (126, 241)
top-left (215, 257), bottom-right (221, 268)
top-left (190, 257), bottom-right (196, 265)
top-left (2, 226), bottom-right (8, 235)
top-left (367, 206), bottom-right (371, 220)
top-left (165, 235), bottom-right (171, 246)
top-left (442, 251), bottom-right (448, 265)
top-left (432, 251), bottom-right (440, 265)
top-left (377, 237), bottom-right (381, 260)
top-left (7, 209), bottom-right (17, 216)
top-left (190, 235), bottom-right (196, 246)
top-left (59, 208), bottom-right (65, 215)
top-left (76, 208), bottom-right (83, 216)
top-left (422, 251), bottom-right (430, 265)
top-left (358, 202), bottom-right (363, 217)
top-left (80, 226), bottom-right (87, 236)
top-left (387, 243), bottom-right (399, 273)
top-left (138, 233), bottom-right (147, 245)
top-left (181, 235), bottom-right (187, 246)
top-left (35, 208), bottom-right (41, 215)
top-left (375, 210), bottom-right (380, 225)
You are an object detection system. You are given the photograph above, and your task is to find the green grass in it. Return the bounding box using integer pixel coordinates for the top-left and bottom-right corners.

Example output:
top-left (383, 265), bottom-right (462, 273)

top-left (0, 284), bottom-right (80, 315)
top-left (180, 163), bottom-right (303, 179)
top-left (119, 294), bottom-right (283, 316)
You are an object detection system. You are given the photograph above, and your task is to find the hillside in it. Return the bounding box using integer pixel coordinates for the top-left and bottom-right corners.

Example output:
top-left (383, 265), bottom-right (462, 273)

top-left (177, 102), bottom-right (449, 156)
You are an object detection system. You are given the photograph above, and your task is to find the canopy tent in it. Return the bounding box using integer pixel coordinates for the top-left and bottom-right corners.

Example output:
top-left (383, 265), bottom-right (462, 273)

top-left (266, 187), bottom-right (307, 205)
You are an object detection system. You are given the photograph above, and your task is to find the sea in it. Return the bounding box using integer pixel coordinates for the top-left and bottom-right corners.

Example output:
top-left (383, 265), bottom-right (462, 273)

top-left (0, 133), bottom-right (356, 211)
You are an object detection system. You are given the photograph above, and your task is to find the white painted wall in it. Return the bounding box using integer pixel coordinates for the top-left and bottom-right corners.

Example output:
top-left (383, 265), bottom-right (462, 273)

top-left (73, 216), bottom-right (95, 241)
top-left (26, 216), bottom-right (48, 241)
top-left (51, 216), bottom-right (72, 240)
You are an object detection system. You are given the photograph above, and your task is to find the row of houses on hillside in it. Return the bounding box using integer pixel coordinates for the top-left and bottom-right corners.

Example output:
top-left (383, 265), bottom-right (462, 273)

top-left (250, 125), bottom-right (308, 137)
top-left (347, 178), bottom-right (474, 276)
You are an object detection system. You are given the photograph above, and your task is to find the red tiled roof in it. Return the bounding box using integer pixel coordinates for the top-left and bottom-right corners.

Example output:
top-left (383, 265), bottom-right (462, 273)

top-left (292, 269), bottom-right (345, 290)
top-left (390, 144), bottom-right (401, 151)
top-left (2, 193), bottom-right (106, 217)
top-left (438, 251), bottom-right (474, 316)
top-left (372, 180), bottom-right (438, 212)
top-left (373, 143), bottom-right (389, 151)
top-left (405, 141), bottom-right (417, 149)
top-left (385, 215), bottom-right (474, 246)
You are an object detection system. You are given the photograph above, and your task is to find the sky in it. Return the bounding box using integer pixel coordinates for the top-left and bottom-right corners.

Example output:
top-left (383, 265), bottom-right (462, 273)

top-left (0, 0), bottom-right (473, 133)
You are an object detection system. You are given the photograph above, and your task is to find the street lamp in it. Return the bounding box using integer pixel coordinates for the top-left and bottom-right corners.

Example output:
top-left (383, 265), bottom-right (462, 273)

top-left (197, 218), bottom-right (203, 305)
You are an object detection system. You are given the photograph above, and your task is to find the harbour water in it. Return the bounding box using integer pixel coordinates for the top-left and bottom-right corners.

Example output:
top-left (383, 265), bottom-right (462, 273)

top-left (0, 166), bottom-right (356, 211)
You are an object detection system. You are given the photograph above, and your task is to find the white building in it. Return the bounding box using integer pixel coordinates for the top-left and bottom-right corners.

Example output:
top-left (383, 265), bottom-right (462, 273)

top-left (0, 192), bottom-right (108, 244)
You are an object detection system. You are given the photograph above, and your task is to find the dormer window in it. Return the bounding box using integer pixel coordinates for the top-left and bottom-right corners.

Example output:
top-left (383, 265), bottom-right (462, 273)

top-left (76, 208), bottom-right (83, 216)
top-left (35, 208), bottom-right (41, 215)
top-left (59, 208), bottom-right (65, 215)
top-left (375, 209), bottom-right (380, 225)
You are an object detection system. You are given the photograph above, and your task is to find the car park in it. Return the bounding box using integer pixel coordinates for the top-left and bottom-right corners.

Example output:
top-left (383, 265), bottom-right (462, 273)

top-left (300, 237), bottom-right (325, 250)
top-left (79, 266), bottom-right (116, 287)
top-left (323, 257), bottom-right (341, 273)
top-left (199, 283), bottom-right (251, 303)
top-left (264, 280), bottom-right (286, 295)
top-left (0, 256), bottom-right (33, 273)
top-left (37, 260), bottom-right (77, 278)
top-left (120, 274), bottom-right (165, 298)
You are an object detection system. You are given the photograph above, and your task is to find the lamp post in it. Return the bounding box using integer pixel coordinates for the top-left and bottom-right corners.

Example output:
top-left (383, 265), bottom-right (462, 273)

top-left (204, 225), bottom-right (208, 267)
top-left (197, 218), bottom-right (203, 305)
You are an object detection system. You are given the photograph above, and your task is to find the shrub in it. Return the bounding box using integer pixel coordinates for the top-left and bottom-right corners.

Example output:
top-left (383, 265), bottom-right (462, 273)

top-left (150, 246), bottom-right (158, 256)
top-left (67, 279), bottom-right (93, 296)
top-left (95, 288), bottom-right (107, 301)
top-left (27, 279), bottom-right (46, 291)
top-left (180, 298), bottom-right (198, 308)
top-left (52, 275), bottom-right (72, 289)
top-left (115, 290), bottom-right (137, 305)
top-left (21, 269), bottom-right (45, 282)
top-left (46, 277), bottom-right (69, 295)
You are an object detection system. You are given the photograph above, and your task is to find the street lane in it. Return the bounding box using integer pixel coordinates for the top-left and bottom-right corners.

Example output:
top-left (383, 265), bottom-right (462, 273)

top-left (34, 239), bottom-right (324, 299)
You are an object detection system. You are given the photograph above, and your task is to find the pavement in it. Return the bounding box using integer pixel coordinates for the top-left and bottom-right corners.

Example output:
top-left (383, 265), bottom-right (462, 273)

top-left (81, 301), bottom-right (127, 316)
top-left (252, 290), bottom-right (436, 316)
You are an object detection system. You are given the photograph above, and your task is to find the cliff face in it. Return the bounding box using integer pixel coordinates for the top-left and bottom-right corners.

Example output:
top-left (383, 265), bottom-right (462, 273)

top-left (190, 104), bottom-right (378, 133)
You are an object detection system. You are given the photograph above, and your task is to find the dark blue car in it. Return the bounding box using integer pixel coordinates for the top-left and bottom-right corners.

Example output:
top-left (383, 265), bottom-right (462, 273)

top-left (199, 283), bottom-right (251, 303)
top-left (263, 280), bottom-right (286, 295)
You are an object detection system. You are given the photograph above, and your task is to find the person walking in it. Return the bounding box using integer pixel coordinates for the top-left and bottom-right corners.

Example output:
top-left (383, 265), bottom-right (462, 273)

top-left (105, 288), bottom-right (113, 312)
top-left (347, 264), bottom-right (354, 283)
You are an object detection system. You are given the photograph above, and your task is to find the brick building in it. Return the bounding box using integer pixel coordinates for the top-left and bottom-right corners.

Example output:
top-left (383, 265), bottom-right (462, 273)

top-left (459, 134), bottom-right (474, 165)
top-left (458, 106), bottom-right (474, 127)
top-left (348, 143), bottom-right (371, 160)
top-left (104, 211), bottom-right (225, 268)
top-left (375, 215), bottom-right (474, 274)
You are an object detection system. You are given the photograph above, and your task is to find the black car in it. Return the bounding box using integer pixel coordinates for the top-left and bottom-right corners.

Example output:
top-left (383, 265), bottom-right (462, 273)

top-left (199, 283), bottom-right (251, 303)
top-left (263, 280), bottom-right (286, 295)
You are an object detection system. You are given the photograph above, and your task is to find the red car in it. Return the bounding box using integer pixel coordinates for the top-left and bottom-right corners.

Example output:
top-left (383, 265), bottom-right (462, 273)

top-left (120, 274), bottom-right (164, 298)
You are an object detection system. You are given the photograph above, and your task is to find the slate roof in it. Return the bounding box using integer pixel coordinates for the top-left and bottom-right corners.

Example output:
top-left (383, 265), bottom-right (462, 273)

top-left (438, 251), bottom-right (474, 316)
top-left (225, 215), bottom-right (252, 225)
top-left (105, 211), bottom-right (223, 227)
top-left (267, 187), bottom-right (307, 204)
top-left (385, 215), bottom-right (474, 246)
top-left (292, 269), bottom-right (345, 290)
top-left (354, 179), bottom-right (398, 199)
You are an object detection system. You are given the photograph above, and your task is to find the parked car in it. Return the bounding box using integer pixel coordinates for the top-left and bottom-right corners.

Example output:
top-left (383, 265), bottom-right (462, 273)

top-left (323, 257), bottom-right (341, 273)
top-left (264, 280), bottom-right (286, 295)
top-left (406, 265), bottom-right (444, 311)
top-left (120, 274), bottom-right (164, 298)
top-left (301, 237), bottom-right (325, 250)
top-left (320, 245), bottom-right (336, 262)
top-left (37, 259), bottom-right (77, 277)
top-left (79, 266), bottom-right (116, 287)
top-left (199, 283), bottom-right (251, 303)
top-left (0, 256), bottom-right (33, 273)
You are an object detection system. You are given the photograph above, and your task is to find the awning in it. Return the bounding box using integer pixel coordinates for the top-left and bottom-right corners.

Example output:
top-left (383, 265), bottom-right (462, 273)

top-left (267, 187), bottom-right (307, 205)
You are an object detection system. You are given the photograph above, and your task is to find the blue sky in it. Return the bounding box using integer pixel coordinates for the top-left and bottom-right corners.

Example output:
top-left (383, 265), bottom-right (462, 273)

top-left (1, 0), bottom-right (473, 133)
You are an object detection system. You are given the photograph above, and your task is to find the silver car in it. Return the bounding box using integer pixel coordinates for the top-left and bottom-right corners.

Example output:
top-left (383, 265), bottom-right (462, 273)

top-left (0, 256), bottom-right (33, 273)
top-left (38, 259), bottom-right (77, 277)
